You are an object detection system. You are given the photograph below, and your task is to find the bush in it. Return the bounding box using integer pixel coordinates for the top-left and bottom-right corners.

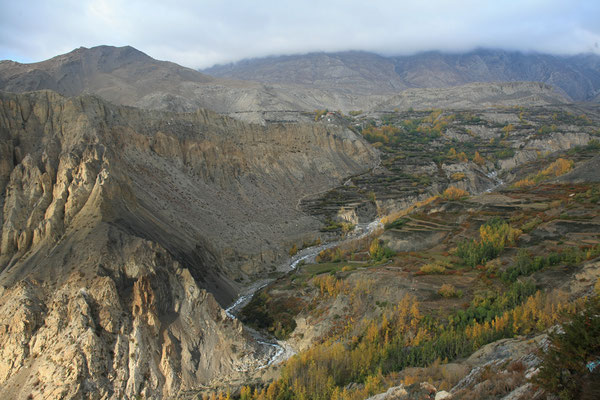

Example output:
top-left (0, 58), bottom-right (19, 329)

top-left (420, 263), bottom-right (447, 274)
top-left (439, 284), bottom-right (462, 298)
top-left (385, 217), bottom-right (408, 230)
top-left (513, 178), bottom-right (535, 188)
top-left (369, 239), bottom-right (395, 261)
top-left (521, 217), bottom-right (542, 233)
top-left (587, 138), bottom-right (600, 150)
top-left (473, 151), bottom-right (486, 166)
top-left (451, 172), bottom-right (466, 181)
top-left (443, 186), bottom-right (470, 200)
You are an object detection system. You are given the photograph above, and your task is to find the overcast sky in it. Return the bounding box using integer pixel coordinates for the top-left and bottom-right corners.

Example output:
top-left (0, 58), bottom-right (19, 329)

top-left (1, 0), bottom-right (599, 69)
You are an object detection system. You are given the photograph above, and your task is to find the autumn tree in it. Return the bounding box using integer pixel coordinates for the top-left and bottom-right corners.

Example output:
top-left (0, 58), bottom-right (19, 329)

top-left (473, 151), bottom-right (485, 166)
top-left (502, 123), bottom-right (514, 137)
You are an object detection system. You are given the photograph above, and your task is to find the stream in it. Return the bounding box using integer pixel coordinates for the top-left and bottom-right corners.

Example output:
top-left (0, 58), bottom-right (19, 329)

top-left (225, 218), bottom-right (383, 370)
top-left (484, 170), bottom-right (505, 192)
top-left (226, 168), bottom-right (503, 371)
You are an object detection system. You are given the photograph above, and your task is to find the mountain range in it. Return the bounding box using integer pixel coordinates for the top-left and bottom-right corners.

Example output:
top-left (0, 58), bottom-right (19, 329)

top-left (205, 49), bottom-right (600, 102)
top-left (2, 46), bottom-right (598, 123)
top-left (1, 45), bottom-right (600, 399)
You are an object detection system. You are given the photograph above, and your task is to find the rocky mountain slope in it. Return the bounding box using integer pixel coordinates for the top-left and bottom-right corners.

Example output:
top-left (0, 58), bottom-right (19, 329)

top-left (1, 45), bottom-right (599, 399)
top-left (205, 49), bottom-right (600, 102)
top-left (205, 52), bottom-right (406, 95)
top-left (0, 90), bottom-right (376, 399)
top-left (375, 82), bottom-right (568, 111)
top-left (0, 46), bottom-right (391, 120)
top-left (0, 46), bottom-right (581, 123)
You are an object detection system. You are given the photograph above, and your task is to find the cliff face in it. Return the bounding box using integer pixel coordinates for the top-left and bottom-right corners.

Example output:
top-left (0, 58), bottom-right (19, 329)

top-left (0, 90), bottom-right (377, 398)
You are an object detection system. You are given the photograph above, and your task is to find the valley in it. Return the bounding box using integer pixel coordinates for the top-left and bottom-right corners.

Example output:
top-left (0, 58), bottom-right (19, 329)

top-left (199, 103), bottom-right (600, 399)
top-left (231, 142), bottom-right (600, 400)
top-left (0, 45), bottom-right (599, 400)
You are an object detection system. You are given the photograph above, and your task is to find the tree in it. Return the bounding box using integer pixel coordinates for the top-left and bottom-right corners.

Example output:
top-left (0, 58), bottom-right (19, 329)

top-left (502, 124), bottom-right (514, 137)
top-left (473, 151), bottom-right (485, 166)
top-left (534, 295), bottom-right (600, 400)
top-left (289, 244), bottom-right (298, 256)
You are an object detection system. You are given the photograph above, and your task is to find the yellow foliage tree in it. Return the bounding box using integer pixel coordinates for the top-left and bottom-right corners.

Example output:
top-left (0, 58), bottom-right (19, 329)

top-left (473, 151), bottom-right (485, 166)
top-left (502, 123), bottom-right (515, 136)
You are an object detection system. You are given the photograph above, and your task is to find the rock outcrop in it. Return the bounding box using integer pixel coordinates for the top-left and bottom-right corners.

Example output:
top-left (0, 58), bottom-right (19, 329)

top-left (0, 90), bottom-right (376, 398)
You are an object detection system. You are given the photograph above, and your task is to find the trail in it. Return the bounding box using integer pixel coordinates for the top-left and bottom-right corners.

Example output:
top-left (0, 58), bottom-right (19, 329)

top-left (225, 218), bottom-right (383, 371)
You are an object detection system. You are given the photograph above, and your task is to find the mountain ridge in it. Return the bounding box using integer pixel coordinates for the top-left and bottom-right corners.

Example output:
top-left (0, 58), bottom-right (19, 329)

top-left (204, 48), bottom-right (600, 102)
top-left (0, 46), bottom-right (582, 123)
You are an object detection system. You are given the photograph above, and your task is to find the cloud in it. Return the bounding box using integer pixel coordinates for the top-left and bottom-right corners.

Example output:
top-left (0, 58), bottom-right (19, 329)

top-left (1, 0), bottom-right (599, 68)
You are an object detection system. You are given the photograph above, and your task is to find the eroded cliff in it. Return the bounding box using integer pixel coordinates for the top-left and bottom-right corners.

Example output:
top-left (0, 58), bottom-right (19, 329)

top-left (0, 90), bottom-right (377, 398)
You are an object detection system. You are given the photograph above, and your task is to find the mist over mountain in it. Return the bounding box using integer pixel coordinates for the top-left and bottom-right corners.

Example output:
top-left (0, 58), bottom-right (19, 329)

top-left (0, 46), bottom-right (583, 124)
top-left (204, 49), bottom-right (600, 102)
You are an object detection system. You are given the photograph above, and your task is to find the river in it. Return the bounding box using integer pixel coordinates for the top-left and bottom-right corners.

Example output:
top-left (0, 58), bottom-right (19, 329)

top-left (225, 218), bottom-right (383, 370)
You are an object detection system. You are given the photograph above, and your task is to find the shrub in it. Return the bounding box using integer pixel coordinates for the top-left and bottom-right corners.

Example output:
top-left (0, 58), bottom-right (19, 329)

top-left (385, 217), bottom-right (408, 230)
top-left (443, 186), bottom-right (470, 200)
top-left (420, 263), bottom-right (447, 274)
top-left (316, 247), bottom-right (343, 263)
top-left (513, 158), bottom-right (574, 188)
top-left (439, 284), bottom-right (462, 298)
top-left (521, 217), bottom-right (542, 233)
top-left (314, 109), bottom-right (328, 121)
top-left (451, 172), bottom-right (466, 181)
top-left (587, 138), bottom-right (600, 150)
top-left (369, 239), bottom-right (395, 261)
top-left (513, 178), bottom-right (535, 188)
top-left (502, 124), bottom-right (515, 136)
top-left (494, 148), bottom-right (515, 159)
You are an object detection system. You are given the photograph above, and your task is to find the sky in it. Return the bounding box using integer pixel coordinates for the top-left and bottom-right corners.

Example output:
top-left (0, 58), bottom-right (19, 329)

top-left (1, 0), bottom-right (599, 69)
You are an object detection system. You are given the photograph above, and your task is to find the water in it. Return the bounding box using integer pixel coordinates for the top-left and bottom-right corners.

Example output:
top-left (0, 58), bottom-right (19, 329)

top-left (225, 218), bottom-right (383, 370)
top-left (485, 170), bottom-right (504, 193)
